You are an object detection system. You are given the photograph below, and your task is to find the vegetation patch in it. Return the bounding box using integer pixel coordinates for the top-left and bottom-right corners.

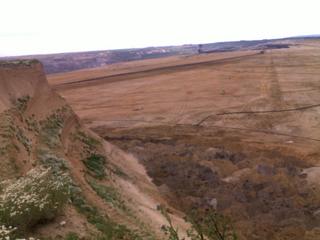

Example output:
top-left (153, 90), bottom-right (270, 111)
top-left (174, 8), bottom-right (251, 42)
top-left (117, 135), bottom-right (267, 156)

top-left (158, 205), bottom-right (181, 240)
top-left (0, 111), bottom-right (25, 179)
top-left (0, 225), bottom-right (18, 239)
top-left (0, 167), bottom-right (71, 233)
top-left (158, 205), bottom-right (238, 240)
top-left (83, 154), bottom-right (106, 179)
top-left (0, 110), bottom-right (32, 155)
top-left (37, 147), bottom-right (69, 173)
top-left (0, 59), bottom-right (39, 67)
top-left (0, 112), bottom-right (15, 141)
top-left (185, 209), bottom-right (237, 240)
top-left (76, 131), bottom-right (125, 180)
top-left (64, 232), bottom-right (80, 240)
top-left (14, 96), bottom-right (31, 113)
top-left (76, 131), bottom-right (101, 152)
top-left (70, 186), bottom-right (142, 240)
top-left (39, 106), bottom-right (70, 148)
top-left (25, 115), bottom-right (40, 133)
top-left (16, 126), bottom-right (32, 154)
top-left (87, 178), bottom-right (127, 211)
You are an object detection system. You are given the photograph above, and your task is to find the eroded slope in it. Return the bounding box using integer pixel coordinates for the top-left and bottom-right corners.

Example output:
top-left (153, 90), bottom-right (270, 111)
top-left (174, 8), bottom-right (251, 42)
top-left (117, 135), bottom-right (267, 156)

top-left (0, 60), bottom-right (183, 239)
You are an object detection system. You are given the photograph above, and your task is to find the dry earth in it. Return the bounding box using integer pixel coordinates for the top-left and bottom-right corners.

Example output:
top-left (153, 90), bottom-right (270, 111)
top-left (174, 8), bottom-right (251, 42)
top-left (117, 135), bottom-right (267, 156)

top-left (48, 39), bottom-right (320, 240)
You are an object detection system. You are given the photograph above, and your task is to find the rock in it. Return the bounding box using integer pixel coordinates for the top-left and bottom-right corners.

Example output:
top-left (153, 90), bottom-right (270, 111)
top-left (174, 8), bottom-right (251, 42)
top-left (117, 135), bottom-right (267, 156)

top-left (133, 106), bottom-right (143, 111)
top-left (158, 184), bottom-right (172, 196)
top-left (305, 228), bottom-right (320, 240)
top-left (59, 220), bottom-right (66, 227)
top-left (205, 147), bottom-right (219, 153)
top-left (313, 209), bottom-right (320, 219)
top-left (208, 198), bottom-right (218, 209)
top-left (256, 164), bottom-right (276, 176)
top-left (301, 167), bottom-right (320, 185)
top-left (222, 168), bottom-right (251, 183)
top-left (298, 173), bottom-right (307, 179)
top-left (204, 147), bottom-right (219, 160)
top-left (134, 146), bottom-right (145, 151)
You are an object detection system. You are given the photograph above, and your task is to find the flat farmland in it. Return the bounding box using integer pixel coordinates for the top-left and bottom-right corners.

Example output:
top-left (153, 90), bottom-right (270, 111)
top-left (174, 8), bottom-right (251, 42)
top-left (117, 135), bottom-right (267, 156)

top-left (48, 40), bottom-right (320, 239)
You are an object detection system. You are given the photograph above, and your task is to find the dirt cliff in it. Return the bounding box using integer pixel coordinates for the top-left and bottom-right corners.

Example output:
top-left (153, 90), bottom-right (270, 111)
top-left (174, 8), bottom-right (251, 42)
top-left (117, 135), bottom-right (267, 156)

top-left (0, 60), bottom-right (185, 239)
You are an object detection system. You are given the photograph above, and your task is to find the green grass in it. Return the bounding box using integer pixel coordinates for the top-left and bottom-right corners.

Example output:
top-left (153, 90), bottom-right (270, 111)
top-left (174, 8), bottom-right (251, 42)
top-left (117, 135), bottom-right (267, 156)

top-left (111, 166), bottom-right (128, 178)
top-left (83, 154), bottom-right (106, 179)
top-left (87, 178), bottom-right (127, 211)
top-left (64, 232), bottom-right (80, 240)
top-left (70, 186), bottom-right (142, 240)
top-left (39, 106), bottom-right (71, 148)
top-left (36, 147), bottom-right (69, 173)
top-left (159, 206), bottom-right (238, 240)
top-left (185, 209), bottom-right (238, 240)
top-left (0, 111), bottom-right (27, 179)
top-left (76, 131), bottom-right (101, 151)
top-left (15, 126), bottom-right (32, 154)
top-left (25, 115), bottom-right (40, 133)
top-left (0, 110), bottom-right (32, 155)
top-left (14, 96), bottom-right (31, 113)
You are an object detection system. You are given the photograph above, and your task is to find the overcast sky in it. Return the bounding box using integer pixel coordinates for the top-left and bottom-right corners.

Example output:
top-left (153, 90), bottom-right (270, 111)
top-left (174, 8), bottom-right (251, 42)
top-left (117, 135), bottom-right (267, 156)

top-left (0, 0), bottom-right (319, 56)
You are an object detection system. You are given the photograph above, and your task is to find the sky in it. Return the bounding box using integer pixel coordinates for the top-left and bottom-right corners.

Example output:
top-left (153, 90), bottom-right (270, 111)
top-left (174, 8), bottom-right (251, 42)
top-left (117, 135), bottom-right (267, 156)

top-left (0, 0), bottom-right (319, 56)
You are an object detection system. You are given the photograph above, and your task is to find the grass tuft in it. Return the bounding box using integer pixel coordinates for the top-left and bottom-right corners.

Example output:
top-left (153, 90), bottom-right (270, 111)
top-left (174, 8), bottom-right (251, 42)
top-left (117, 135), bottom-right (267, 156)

top-left (87, 178), bottom-right (127, 211)
top-left (14, 96), bottom-right (31, 113)
top-left (70, 186), bottom-right (142, 240)
top-left (83, 154), bottom-right (106, 179)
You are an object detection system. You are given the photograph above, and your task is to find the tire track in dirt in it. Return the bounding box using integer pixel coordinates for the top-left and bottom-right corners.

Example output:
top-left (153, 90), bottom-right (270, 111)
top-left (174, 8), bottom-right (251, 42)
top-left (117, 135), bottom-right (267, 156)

top-left (53, 53), bottom-right (261, 90)
top-left (269, 53), bottom-right (283, 107)
top-left (251, 52), bottom-right (283, 108)
top-left (204, 124), bottom-right (320, 142)
top-left (171, 101), bottom-right (188, 124)
top-left (194, 51), bottom-right (320, 125)
top-left (91, 113), bottom-right (320, 142)
top-left (170, 86), bottom-right (191, 124)
top-left (99, 117), bottom-right (320, 142)
top-left (192, 102), bottom-right (320, 127)
top-left (215, 103), bottom-right (320, 115)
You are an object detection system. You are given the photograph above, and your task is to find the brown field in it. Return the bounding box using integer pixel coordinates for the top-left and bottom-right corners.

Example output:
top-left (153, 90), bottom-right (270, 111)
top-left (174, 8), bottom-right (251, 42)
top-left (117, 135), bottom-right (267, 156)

top-left (48, 40), bottom-right (320, 239)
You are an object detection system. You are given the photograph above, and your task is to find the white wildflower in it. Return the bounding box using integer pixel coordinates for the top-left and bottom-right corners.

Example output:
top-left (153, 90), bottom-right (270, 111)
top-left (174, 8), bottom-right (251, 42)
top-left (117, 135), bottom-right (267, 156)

top-left (0, 167), bottom-right (70, 229)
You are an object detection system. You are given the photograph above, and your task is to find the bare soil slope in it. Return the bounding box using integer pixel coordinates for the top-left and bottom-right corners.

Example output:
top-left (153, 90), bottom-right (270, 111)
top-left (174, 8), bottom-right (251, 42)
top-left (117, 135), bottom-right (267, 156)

top-left (49, 39), bottom-right (320, 239)
top-left (0, 60), bottom-right (185, 239)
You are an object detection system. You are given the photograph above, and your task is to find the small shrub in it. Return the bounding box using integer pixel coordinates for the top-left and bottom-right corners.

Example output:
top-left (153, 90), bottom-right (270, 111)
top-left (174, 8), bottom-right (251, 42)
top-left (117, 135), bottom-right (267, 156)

top-left (111, 166), bottom-right (127, 178)
top-left (0, 225), bottom-right (18, 239)
top-left (87, 178), bottom-right (127, 211)
top-left (158, 205), bottom-right (181, 240)
top-left (185, 209), bottom-right (237, 240)
top-left (15, 96), bottom-right (31, 113)
top-left (37, 148), bottom-right (69, 173)
top-left (16, 126), bottom-right (32, 154)
top-left (76, 131), bottom-right (101, 151)
top-left (25, 116), bottom-right (40, 133)
top-left (0, 167), bottom-right (71, 230)
top-left (0, 112), bottom-right (15, 139)
top-left (83, 154), bottom-right (106, 179)
top-left (159, 206), bottom-right (238, 240)
top-left (65, 232), bottom-right (80, 240)
top-left (39, 106), bottom-right (71, 148)
top-left (0, 112), bottom-right (17, 157)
